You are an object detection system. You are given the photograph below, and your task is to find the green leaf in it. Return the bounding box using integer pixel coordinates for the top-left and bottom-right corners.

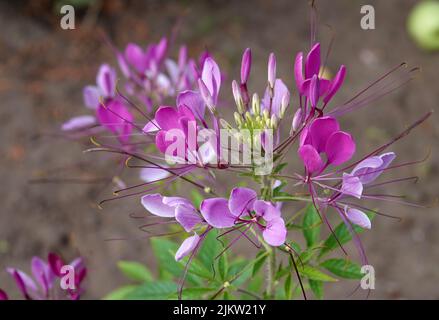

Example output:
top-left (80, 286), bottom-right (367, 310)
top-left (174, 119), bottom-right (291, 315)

top-left (298, 265), bottom-right (337, 282)
top-left (103, 285), bottom-right (137, 300)
top-left (320, 258), bottom-right (363, 279)
top-left (302, 204), bottom-right (322, 247)
top-left (252, 251), bottom-right (268, 276)
top-left (197, 230), bottom-right (221, 272)
top-left (168, 287), bottom-right (216, 300)
top-left (218, 251), bottom-right (229, 281)
top-left (190, 190), bottom-right (204, 208)
top-left (308, 280), bottom-right (324, 299)
top-left (124, 281), bottom-right (178, 300)
top-left (319, 212), bottom-right (375, 258)
top-left (117, 261), bottom-right (153, 282)
top-left (284, 273), bottom-right (292, 300)
top-left (150, 238), bottom-right (201, 285)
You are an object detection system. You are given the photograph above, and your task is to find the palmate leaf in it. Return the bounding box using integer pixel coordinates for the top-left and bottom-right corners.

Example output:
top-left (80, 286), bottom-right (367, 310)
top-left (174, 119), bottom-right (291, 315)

top-left (302, 204), bottom-right (322, 247)
top-left (318, 212), bottom-right (375, 258)
top-left (168, 287), bottom-right (217, 300)
top-left (252, 251), bottom-right (268, 276)
top-left (320, 258), bottom-right (363, 279)
top-left (218, 251), bottom-right (229, 281)
top-left (117, 261), bottom-right (153, 282)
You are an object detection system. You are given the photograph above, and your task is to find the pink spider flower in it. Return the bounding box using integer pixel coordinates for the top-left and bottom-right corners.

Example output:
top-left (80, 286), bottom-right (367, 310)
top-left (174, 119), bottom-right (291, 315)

top-left (62, 64), bottom-right (134, 144)
top-left (298, 116), bottom-right (355, 177)
top-left (3, 253), bottom-right (86, 300)
top-left (117, 38), bottom-right (204, 111)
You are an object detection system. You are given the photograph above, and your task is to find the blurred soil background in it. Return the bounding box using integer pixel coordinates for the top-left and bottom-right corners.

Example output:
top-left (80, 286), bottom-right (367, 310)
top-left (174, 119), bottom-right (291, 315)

top-left (0, 0), bottom-right (438, 299)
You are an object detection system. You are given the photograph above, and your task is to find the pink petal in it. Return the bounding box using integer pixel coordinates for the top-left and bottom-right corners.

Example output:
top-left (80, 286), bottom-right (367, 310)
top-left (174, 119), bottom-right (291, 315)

top-left (175, 205), bottom-right (203, 232)
top-left (201, 57), bottom-right (221, 103)
top-left (61, 115), bottom-right (96, 131)
top-left (345, 207), bottom-right (371, 229)
top-left (96, 64), bottom-right (116, 97)
top-left (141, 194), bottom-right (176, 217)
top-left (31, 257), bottom-right (54, 296)
top-left (0, 289), bottom-right (8, 300)
top-left (309, 116), bottom-right (340, 153)
top-left (253, 200), bottom-right (280, 221)
top-left (325, 131), bottom-right (356, 166)
top-left (177, 90), bottom-right (206, 119)
top-left (48, 253), bottom-right (64, 277)
top-left (83, 86), bottom-right (100, 109)
top-left (200, 198), bottom-right (236, 228)
top-left (352, 152), bottom-right (396, 184)
top-left (143, 120), bottom-right (160, 133)
top-left (140, 167), bottom-right (170, 183)
top-left (7, 269), bottom-right (38, 299)
top-left (228, 187), bottom-right (257, 217)
top-left (262, 218), bottom-right (287, 246)
top-left (341, 173), bottom-right (363, 199)
top-left (175, 234), bottom-right (200, 261)
top-left (298, 145), bottom-right (324, 174)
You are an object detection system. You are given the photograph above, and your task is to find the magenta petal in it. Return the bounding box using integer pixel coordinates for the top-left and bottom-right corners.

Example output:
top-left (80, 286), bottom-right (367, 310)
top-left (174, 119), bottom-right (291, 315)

top-left (309, 116), bottom-right (340, 153)
top-left (298, 145), bottom-right (324, 174)
top-left (345, 207), bottom-right (371, 229)
top-left (7, 269), bottom-right (37, 299)
top-left (262, 218), bottom-right (287, 246)
top-left (305, 43), bottom-right (321, 78)
top-left (61, 115), bottom-right (96, 131)
top-left (323, 65), bottom-right (346, 104)
top-left (201, 57), bottom-right (221, 103)
top-left (228, 187), bottom-right (257, 217)
top-left (141, 194), bottom-right (176, 217)
top-left (96, 64), bottom-right (116, 97)
top-left (253, 200), bottom-right (280, 221)
top-left (326, 131), bottom-right (356, 166)
top-left (48, 253), bottom-right (64, 277)
top-left (309, 75), bottom-right (320, 107)
top-left (155, 130), bottom-right (168, 154)
top-left (0, 289), bottom-right (8, 300)
top-left (83, 86), bottom-right (100, 109)
top-left (341, 173), bottom-right (363, 199)
top-left (175, 234), bottom-right (200, 261)
top-left (177, 90), bottom-right (206, 119)
top-left (125, 43), bottom-right (147, 73)
top-left (175, 205), bottom-right (203, 232)
top-left (294, 52), bottom-right (304, 93)
top-left (240, 48), bottom-right (252, 84)
top-left (155, 37), bottom-right (168, 63)
top-left (200, 198), bottom-right (236, 228)
top-left (155, 106), bottom-right (180, 130)
top-left (97, 100), bottom-right (133, 142)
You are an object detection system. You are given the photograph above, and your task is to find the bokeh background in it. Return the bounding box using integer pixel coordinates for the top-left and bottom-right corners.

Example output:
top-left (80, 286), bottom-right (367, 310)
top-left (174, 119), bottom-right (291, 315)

top-left (0, 0), bottom-right (438, 299)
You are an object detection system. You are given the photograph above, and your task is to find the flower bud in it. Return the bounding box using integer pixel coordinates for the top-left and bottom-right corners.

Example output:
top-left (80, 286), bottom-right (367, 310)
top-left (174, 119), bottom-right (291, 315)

top-left (234, 112), bottom-right (242, 126)
top-left (270, 114), bottom-right (278, 129)
top-left (251, 93), bottom-right (260, 115)
top-left (291, 108), bottom-right (302, 133)
top-left (280, 91), bottom-right (290, 118)
top-left (240, 48), bottom-right (252, 84)
top-left (268, 53), bottom-right (276, 89)
top-left (232, 80), bottom-right (244, 114)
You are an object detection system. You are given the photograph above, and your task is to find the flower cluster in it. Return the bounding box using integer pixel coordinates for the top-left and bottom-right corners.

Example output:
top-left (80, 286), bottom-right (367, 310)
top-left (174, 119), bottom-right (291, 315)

top-left (0, 253), bottom-right (86, 300)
